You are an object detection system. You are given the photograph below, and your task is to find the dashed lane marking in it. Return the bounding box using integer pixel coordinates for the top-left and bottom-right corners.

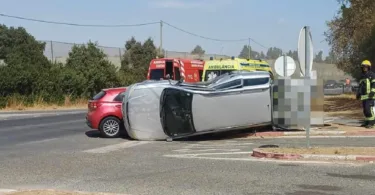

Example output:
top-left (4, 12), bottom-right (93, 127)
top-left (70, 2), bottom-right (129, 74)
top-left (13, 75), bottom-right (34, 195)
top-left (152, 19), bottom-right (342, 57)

top-left (15, 138), bottom-right (59, 146)
top-left (82, 141), bottom-right (150, 154)
top-left (0, 119), bottom-right (83, 131)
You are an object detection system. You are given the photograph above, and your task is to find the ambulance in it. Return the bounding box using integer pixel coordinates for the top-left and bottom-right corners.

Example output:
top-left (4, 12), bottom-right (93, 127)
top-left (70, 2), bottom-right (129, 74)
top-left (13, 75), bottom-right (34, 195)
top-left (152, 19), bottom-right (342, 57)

top-left (201, 57), bottom-right (273, 81)
top-left (147, 58), bottom-right (205, 83)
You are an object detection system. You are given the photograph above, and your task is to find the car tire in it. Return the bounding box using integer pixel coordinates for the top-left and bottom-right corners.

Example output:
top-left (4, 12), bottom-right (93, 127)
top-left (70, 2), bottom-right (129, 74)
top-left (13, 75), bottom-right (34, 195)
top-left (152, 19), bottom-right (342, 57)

top-left (99, 116), bottom-right (122, 138)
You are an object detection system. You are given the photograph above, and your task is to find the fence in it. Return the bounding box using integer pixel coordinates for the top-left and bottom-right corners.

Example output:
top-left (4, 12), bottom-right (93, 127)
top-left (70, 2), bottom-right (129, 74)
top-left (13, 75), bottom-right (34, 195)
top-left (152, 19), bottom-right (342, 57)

top-left (40, 40), bottom-right (351, 81)
top-left (40, 40), bottom-right (230, 68)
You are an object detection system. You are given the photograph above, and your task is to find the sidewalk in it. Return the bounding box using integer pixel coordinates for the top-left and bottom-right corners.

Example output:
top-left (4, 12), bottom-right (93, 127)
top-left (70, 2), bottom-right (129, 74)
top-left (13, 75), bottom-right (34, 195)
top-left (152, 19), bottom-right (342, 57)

top-left (252, 147), bottom-right (375, 162)
top-left (0, 189), bottom-right (130, 195)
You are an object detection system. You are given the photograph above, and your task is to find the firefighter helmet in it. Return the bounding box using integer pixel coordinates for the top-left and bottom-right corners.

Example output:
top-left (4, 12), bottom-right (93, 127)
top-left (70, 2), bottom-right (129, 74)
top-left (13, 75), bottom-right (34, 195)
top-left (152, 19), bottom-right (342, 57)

top-left (362, 60), bottom-right (372, 67)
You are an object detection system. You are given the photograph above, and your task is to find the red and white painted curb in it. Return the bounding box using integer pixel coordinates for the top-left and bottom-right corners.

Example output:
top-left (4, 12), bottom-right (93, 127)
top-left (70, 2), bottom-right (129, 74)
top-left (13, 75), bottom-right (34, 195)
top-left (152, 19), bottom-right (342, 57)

top-left (252, 148), bottom-right (375, 162)
top-left (0, 189), bottom-right (17, 195)
top-left (0, 189), bottom-right (131, 195)
top-left (237, 130), bottom-right (375, 138)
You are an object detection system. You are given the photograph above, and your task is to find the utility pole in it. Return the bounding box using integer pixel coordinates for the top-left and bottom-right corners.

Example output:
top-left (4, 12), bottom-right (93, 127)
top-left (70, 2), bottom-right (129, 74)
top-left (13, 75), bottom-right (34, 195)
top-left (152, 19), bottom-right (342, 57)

top-left (248, 38), bottom-right (252, 59)
top-left (159, 20), bottom-right (163, 56)
top-left (50, 41), bottom-right (54, 63)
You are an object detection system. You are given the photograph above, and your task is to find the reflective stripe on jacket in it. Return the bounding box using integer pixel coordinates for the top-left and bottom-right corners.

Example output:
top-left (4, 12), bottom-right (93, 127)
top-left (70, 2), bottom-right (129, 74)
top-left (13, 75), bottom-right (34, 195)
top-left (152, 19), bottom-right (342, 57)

top-left (359, 74), bottom-right (375, 100)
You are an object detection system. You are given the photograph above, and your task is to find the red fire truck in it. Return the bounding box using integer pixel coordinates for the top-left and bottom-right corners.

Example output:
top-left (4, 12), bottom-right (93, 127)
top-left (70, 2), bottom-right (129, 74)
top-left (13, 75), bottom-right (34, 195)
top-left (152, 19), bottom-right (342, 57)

top-left (147, 58), bottom-right (205, 83)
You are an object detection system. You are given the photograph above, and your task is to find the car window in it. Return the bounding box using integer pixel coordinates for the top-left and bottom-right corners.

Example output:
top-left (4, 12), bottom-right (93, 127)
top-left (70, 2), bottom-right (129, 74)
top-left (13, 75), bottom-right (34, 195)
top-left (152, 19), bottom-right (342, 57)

top-left (213, 79), bottom-right (242, 90)
top-left (113, 92), bottom-right (126, 102)
top-left (243, 78), bottom-right (269, 86)
top-left (204, 69), bottom-right (236, 81)
top-left (91, 91), bottom-right (106, 100)
top-left (150, 69), bottom-right (164, 80)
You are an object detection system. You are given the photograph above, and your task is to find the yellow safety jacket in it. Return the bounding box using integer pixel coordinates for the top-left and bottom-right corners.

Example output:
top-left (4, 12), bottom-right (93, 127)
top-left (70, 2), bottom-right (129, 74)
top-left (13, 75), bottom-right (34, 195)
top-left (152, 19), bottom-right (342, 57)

top-left (358, 72), bottom-right (375, 100)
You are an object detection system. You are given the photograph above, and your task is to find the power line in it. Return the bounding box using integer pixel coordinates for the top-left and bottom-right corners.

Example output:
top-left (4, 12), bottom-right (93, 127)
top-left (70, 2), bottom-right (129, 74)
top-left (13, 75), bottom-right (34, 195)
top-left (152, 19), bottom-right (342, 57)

top-left (0, 13), bottom-right (159, 27)
top-left (163, 21), bottom-right (269, 49)
top-left (0, 13), bottom-right (269, 49)
top-left (163, 21), bottom-right (247, 42)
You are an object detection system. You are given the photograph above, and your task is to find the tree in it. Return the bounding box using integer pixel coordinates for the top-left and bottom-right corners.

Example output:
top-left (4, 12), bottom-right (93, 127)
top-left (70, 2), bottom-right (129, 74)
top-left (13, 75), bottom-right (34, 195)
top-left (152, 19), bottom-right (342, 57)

top-left (292, 50), bottom-right (298, 61)
top-left (287, 50), bottom-right (293, 57)
top-left (120, 37), bottom-right (160, 84)
top-left (314, 51), bottom-right (324, 63)
top-left (260, 51), bottom-right (266, 59)
top-left (238, 45), bottom-right (260, 59)
top-left (191, 45), bottom-right (205, 57)
top-left (238, 45), bottom-right (250, 59)
top-left (324, 50), bottom-right (338, 64)
top-left (0, 25), bottom-right (52, 99)
top-left (65, 41), bottom-right (119, 97)
top-left (325, 0), bottom-right (375, 79)
top-left (266, 47), bottom-right (283, 59)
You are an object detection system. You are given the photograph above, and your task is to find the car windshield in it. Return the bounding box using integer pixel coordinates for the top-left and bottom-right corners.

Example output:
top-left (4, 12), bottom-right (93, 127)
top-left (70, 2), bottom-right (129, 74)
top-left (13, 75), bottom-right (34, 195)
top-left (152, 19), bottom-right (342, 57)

top-left (183, 72), bottom-right (233, 87)
top-left (204, 70), bottom-right (236, 82)
top-left (149, 69), bottom-right (164, 80)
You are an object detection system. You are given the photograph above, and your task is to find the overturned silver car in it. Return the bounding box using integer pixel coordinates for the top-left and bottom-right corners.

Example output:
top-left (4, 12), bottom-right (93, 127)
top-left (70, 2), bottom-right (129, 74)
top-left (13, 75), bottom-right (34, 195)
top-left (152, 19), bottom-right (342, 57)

top-left (122, 71), bottom-right (273, 141)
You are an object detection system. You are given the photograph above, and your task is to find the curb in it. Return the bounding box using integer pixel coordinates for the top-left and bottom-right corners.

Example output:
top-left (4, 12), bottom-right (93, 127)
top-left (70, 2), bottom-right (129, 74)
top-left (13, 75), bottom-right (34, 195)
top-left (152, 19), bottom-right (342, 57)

top-left (0, 189), bottom-right (131, 195)
top-left (252, 148), bottom-right (375, 162)
top-left (0, 189), bottom-right (17, 195)
top-left (239, 130), bottom-right (375, 138)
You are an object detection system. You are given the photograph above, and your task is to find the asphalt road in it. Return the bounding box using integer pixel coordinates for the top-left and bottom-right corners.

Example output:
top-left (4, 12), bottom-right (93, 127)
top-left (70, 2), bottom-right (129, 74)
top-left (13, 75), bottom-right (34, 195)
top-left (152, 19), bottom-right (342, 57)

top-left (1, 112), bottom-right (375, 195)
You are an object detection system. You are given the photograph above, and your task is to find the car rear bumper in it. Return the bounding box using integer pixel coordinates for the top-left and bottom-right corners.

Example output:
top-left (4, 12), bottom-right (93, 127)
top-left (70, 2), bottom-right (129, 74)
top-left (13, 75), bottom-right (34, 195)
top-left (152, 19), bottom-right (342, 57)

top-left (86, 116), bottom-right (93, 128)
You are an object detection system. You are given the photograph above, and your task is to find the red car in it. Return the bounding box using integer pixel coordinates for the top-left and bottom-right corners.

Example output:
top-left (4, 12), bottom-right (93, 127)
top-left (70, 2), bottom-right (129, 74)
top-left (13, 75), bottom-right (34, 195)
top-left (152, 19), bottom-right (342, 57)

top-left (86, 87), bottom-right (127, 138)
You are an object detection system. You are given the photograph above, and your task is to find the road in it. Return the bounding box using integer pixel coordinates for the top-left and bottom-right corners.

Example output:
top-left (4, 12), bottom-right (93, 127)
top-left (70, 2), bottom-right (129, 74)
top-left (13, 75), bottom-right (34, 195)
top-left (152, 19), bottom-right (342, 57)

top-left (0, 111), bottom-right (375, 195)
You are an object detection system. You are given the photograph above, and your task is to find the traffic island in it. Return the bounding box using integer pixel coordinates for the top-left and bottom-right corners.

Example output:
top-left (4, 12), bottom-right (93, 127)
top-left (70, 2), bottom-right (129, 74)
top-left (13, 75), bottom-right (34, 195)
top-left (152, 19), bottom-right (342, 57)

top-left (252, 147), bottom-right (375, 162)
top-left (1, 189), bottom-right (130, 195)
top-left (236, 123), bottom-right (375, 139)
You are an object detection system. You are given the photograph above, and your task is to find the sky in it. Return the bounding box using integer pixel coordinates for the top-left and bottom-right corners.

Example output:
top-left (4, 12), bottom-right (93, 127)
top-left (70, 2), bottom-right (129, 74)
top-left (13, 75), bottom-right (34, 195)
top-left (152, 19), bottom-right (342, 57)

top-left (0, 0), bottom-right (341, 57)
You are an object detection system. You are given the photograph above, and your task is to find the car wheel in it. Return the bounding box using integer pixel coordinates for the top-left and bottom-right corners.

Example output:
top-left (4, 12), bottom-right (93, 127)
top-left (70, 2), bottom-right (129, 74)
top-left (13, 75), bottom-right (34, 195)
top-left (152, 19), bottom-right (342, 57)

top-left (99, 116), bottom-right (121, 138)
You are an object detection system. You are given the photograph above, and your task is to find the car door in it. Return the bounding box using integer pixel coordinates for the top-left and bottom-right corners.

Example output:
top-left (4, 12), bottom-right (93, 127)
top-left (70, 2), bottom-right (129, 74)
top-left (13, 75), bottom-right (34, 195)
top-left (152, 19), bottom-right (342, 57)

top-left (240, 78), bottom-right (272, 125)
top-left (112, 91), bottom-right (126, 117)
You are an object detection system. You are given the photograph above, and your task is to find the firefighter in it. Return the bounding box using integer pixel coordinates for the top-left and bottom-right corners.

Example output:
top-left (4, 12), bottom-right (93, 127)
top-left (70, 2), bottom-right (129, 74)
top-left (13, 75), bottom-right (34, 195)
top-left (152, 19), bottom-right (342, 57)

top-left (356, 60), bottom-right (375, 128)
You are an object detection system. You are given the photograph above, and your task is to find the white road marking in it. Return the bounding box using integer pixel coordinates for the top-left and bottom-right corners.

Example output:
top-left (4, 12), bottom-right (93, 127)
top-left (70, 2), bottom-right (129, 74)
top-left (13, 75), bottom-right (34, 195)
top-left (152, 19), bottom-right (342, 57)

top-left (82, 141), bottom-right (150, 154)
top-left (1, 119), bottom-right (83, 131)
top-left (173, 148), bottom-right (242, 152)
top-left (15, 138), bottom-right (58, 146)
top-left (186, 143), bottom-right (254, 147)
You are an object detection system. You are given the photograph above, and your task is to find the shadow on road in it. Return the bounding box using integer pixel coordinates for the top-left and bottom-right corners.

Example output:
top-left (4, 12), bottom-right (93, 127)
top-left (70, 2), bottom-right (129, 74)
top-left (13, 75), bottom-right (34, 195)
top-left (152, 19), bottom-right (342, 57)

top-left (84, 130), bottom-right (132, 140)
top-left (85, 130), bottom-right (101, 138)
top-left (176, 125), bottom-right (276, 142)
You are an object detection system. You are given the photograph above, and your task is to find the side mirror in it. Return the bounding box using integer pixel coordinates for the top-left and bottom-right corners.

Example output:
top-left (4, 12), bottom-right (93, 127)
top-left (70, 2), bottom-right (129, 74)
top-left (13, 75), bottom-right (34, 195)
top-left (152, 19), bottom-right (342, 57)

top-left (165, 74), bottom-right (171, 79)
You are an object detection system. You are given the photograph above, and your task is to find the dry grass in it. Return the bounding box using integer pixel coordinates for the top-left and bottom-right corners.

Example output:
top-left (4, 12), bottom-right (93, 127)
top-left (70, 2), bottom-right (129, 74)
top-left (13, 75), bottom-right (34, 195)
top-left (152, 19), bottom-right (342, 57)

top-left (260, 147), bottom-right (375, 156)
top-left (319, 123), bottom-right (372, 132)
top-left (1, 95), bottom-right (88, 111)
top-left (324, 94), bottom-right (363, 119)
top-left (7, 189), bottom-right (123, 195)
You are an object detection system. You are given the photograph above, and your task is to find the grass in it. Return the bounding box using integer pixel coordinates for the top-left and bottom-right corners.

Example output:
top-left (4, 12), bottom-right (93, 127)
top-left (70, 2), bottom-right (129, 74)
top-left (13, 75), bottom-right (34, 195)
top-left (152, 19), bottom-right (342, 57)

top-left (0, 91), bottom-right (363, 112)
top-left (1, 95), bottom-right (88, 111)
top-left (324, 94), bottom-right (363, 119)
top-left (259, 147), bottom-right (375, 156)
